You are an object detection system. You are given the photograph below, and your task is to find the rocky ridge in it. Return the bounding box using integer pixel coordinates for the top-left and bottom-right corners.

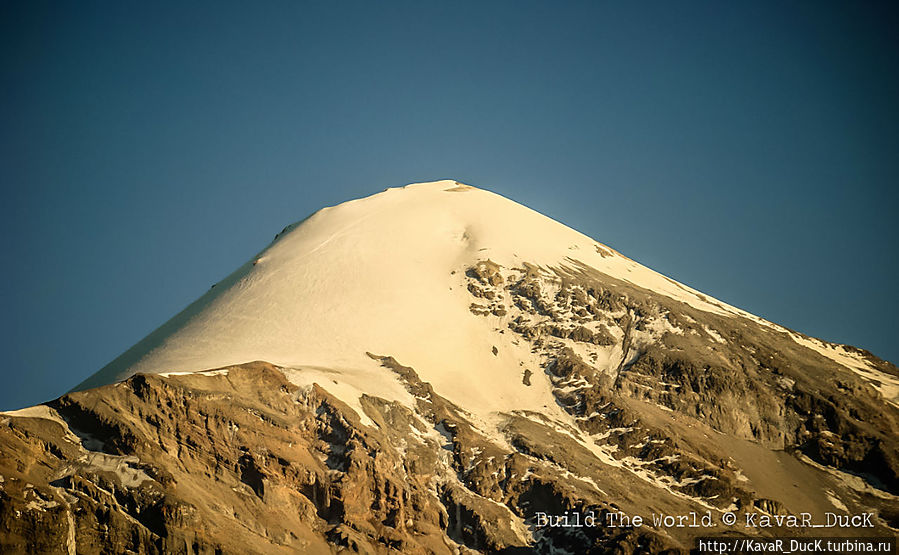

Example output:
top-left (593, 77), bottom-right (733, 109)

top-left (1, 259), bottom-right (896, 553)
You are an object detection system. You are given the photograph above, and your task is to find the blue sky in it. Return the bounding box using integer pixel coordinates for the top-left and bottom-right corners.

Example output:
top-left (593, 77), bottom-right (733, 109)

top-left (1, 1), bottom-right (897, 410)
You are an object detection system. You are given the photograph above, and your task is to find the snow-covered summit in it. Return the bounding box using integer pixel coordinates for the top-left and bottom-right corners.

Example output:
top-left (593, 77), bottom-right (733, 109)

top-left (73, 181), bottom-right (745, 401)
top-left (75, 179), bottom-right (896, 417)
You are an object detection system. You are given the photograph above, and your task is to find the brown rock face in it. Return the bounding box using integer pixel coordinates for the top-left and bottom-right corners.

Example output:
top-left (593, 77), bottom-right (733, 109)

top-left (466, 259), bottom-right (899, 492)
top-left (0, 361), bottom-right (673, 554)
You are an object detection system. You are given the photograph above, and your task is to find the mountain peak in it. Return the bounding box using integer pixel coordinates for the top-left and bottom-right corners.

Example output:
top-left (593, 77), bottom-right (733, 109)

top-left (74, 181), bottom-right (724, 394)
top-left (75, 180), bottom-right (899, 417)
top-left (7, 179), bottom-right (898, 553)
top-left (379, 179), bottom-right (474, 194)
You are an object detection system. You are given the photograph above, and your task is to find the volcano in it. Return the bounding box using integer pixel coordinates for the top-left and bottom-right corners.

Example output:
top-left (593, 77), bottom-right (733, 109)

top-left (2, 180), bottom-right (897, 553)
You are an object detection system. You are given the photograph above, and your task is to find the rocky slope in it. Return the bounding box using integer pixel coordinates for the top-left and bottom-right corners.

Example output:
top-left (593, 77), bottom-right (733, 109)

top-left (2, 181), bottom-right (897, 553)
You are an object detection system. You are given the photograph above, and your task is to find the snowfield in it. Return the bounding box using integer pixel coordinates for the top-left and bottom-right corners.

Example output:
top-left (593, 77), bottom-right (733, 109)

top-left (74, 180), bottom-right (897, 412)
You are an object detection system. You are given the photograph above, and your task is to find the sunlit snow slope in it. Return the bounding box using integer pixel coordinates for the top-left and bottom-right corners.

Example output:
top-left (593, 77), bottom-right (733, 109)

top-left (74, 180), bottom-right (896, 413)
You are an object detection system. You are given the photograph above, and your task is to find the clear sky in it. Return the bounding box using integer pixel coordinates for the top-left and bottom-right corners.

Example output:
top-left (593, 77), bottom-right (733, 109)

top-left (1, 1), bottom-right (897, 410)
